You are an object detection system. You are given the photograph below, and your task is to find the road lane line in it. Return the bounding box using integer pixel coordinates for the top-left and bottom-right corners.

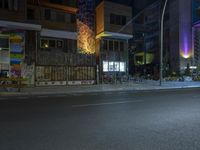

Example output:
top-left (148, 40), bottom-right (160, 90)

top-left (56, 95), bottom-right (66, 97)
top-left (72, 100), bottom-right (144, 108)
top-left (17, 97), bottom-right (28, 99)
top-left (37, 96), bottom-right (49, 98)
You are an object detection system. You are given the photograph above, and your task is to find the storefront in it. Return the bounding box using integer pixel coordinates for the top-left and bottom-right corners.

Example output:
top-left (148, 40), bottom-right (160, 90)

top-left (0, 35), bottom-right (10, 77)
top-left (0, 20), bottom-right (41, 86)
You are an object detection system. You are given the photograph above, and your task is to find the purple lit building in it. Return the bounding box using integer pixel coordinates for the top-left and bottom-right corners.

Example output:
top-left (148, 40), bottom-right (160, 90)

top-left (132, 0), bottom-right (199, 76)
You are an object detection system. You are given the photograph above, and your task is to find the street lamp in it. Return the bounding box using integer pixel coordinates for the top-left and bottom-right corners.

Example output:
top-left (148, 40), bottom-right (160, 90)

top-left (160, 0), bottom-right (168, 86)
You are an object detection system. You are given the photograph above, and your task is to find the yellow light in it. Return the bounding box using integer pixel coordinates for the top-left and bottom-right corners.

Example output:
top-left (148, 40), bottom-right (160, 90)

top-left (180, 50), bottom-right (192, 59)
top-left (44, 44), bottom-right (49, 48)
top-left (77, 20), bottom-right (95, 54)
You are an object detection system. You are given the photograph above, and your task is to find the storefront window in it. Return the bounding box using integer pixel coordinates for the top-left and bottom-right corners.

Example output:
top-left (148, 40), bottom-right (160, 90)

top-left (114, 62), bottom-right (119, 71)
top-left (120, 62), bottom-right (125, 72)
top-left (109, 61), bottom-right (114, 71)
top-left (103, 60), bottom-right (126, 72)
top-left (103, 61), bottom-right (108, 72)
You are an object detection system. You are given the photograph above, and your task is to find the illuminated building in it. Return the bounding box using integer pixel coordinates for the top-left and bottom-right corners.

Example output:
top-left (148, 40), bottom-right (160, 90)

top-left (132, 0), bottom-right (200, 77)
top-left (0, 0), bottom-right (97, 86)
top-left (95, 1), bottom-right (133, 83)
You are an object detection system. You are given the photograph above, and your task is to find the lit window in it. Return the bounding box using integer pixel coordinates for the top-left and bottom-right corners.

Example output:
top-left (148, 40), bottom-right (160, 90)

top-left (103, 61), bottom-right (108, 72)
top-left (120, 62), bottom-right (126, 72)
top-left (41, 39), bottom-right (49, 48)
top-left (114, 62), bottom-right (120, 71)
top-left (109, 61), bottom-right (114, 71)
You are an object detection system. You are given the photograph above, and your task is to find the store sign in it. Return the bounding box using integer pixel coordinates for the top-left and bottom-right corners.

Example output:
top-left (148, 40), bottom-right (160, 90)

top-left (103, 61), bottom-right (126, 72)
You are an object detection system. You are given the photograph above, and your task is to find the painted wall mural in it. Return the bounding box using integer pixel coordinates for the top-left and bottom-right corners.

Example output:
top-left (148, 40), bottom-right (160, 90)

top-left (77, 0), bottom-right (95, 54)
top-left (10, 32), bottom-right (25, 77)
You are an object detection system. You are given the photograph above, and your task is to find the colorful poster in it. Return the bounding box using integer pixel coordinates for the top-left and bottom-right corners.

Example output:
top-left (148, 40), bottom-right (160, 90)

top-left (9, 32), bottom-right (25, 77)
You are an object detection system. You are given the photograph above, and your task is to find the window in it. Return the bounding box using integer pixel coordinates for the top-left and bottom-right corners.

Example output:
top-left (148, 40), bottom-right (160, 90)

top-left (49, 40), bottom-right (56, 48)
top-left (103, 61), bottom-right (108, 72)
top-left (0, 37), bottom-right (9, 49)
top-left (41, 39), bottom-right (49, 48)
top-left (102, 40), bottom-right (108, 50)
top-left (41, 38), bottom-right (64, 49)
top-left (0, 1), bottom-right (3, 8)
top-left (120, 62), bottom-right (126, 72)
top-left (114, 41), bottom-right (119, 51)
top-left (110, 14), bottom-right (115, 24)
top-left (71, 14), bottom-right (76, 23)
top-left (56, 12), bottom-right (65, 22)
top-left (122, 16), bottom-right (126, 25)
top-left (0, 0), bottom-right (18, 11)
top-left (120, 41), bottom-right (124, 51)
top-left (27, 8), bottom-right (35, 20)
top-left (109, 62), bottom-right (114, 71)
top-left (50, 0), bottom-right (63, 4)
top-left (4, 0), bottom-right (8, 9)
top-left (45, 9), bottom-right (51, 20)
top-left (116, 15), bottom-right (121, 25)
top-left (110, 14), bottom-right (127, 26)
top-left (114, 62), bottom-right (120, 71)
top-left (57, 40), bottom-right (63, 49)
top-left (109, 40), bottom-right (113, 51)
top-left (103, 61), bottom-right (126, 72)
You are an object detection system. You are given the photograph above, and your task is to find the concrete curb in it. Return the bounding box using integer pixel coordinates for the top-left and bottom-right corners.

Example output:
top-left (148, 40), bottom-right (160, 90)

top-left (1, 85), bottom-right (200, 97)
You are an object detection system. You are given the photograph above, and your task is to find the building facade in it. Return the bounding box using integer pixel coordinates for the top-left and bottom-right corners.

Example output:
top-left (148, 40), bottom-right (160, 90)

top-left (132, 0), bottom-right (200, 78)
top-left (96, 1), bottom-right (133, 83)
top-left (0, 0), bottom-right (97, 86)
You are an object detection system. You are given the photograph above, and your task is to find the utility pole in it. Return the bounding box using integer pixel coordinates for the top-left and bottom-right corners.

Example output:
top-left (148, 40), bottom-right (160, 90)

top-left (160, 0), bottom-right (168, 86)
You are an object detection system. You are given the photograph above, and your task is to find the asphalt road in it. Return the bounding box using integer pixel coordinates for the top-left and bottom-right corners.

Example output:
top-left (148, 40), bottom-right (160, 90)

top-left (0, 89), bottom-right (200, 150)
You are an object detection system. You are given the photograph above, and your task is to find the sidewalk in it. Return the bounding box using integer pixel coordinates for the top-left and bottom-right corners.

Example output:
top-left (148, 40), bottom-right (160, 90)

top-left (1, 81), bottom-right (200, 97)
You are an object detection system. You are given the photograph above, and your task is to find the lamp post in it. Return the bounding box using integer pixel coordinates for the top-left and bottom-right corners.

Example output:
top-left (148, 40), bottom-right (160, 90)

top-left (160, 0), bottom-right (168, 86)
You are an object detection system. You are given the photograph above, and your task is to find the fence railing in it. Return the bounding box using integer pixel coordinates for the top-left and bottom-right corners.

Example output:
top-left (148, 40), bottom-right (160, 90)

top-left (0, 78), bottom-right (27, 92)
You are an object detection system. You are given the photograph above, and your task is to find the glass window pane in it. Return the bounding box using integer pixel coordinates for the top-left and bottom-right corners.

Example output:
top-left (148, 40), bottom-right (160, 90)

top-left (49, 39), bottom-right (56, 48)
top-left (109, 40), bottom-right (113, 51)
top-left (41, 39), bottom-right (49, 48)
top-left (114, 62), bottom-right (119, 71)
top-left (109, 61), bottom-right (114, 71)
top-left (120, 41), bottom-right (124, 51)
top-left (120, 62), bottom-right (126, 72)
top-left (103, 39), bottom-right (108, 50)
top-left (114, 41), bottom-right (119, 51)
top-left (103, 61), bottom-right (108, 72)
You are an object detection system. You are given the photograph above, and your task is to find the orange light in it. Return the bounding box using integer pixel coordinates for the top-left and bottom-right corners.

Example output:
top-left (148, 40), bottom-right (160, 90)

top-left (77, 20), bottom-right (95, 54)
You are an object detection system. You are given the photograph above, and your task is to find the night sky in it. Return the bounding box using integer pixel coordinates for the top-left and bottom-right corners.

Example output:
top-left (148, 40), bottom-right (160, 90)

top-left (96, 0), bottom-right (157, 14)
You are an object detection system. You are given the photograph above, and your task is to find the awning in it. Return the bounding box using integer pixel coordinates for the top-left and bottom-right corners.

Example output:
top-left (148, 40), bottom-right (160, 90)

top-left (0, 20), bottom-right (41, 31)
top-left (96, 31), bottom-right (133, 40)
top-left (40, 28), bottom-right (77, 40)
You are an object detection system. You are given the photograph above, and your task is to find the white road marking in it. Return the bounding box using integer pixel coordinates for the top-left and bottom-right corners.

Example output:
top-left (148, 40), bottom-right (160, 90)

top-left (56, 95), bottom-right (66, 97)
top-left (37, 96), bottom-right (49, 98)
top-left (88, 93), bottom-right (98, 96)
top-left (104, 92), bottom-right (114, 95)
top-left (72, 100), bottom-right (144, 108)
top-left (17, 97), bottom-right (28, 99)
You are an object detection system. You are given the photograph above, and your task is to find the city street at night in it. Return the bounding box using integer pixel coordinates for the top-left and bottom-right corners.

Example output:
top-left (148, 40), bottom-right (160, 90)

top-left (0, 88), bottom-right (200, 150)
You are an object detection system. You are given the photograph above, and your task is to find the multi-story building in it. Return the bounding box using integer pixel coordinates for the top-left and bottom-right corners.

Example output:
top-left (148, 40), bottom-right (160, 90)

top-left (131, 1), bottom-right (162, 78)
top-left (0, 0), bottom-right (132, 86)
top-left (95, 0), bottom-right (133, 83)
top-left (132, 0), bottom-right (200, 78)
top-left (0, 0), bottom-right (97, 86)
top-left (192, 0), bottom-right (200, 70)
